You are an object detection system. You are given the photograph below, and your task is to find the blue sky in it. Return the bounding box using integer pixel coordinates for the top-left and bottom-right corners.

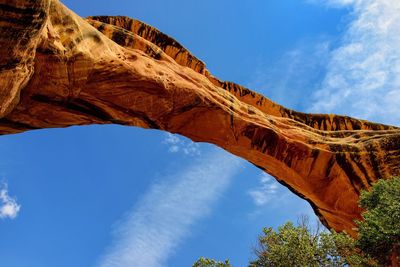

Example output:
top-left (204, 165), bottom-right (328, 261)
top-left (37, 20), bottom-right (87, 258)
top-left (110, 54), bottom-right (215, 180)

top-left (1, 0), bottom-right (399, 266)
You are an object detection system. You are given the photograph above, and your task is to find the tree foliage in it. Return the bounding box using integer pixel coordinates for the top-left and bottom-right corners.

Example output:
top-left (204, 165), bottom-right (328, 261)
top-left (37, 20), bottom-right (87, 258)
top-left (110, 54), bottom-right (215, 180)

top-left (356, 176), bottom-right (400, 265)
top-left (193, 177), bottom-right (400, 267)
top-left (192, 257), bottom-right (232, 267)
top-left (248, 216), bottom-right (373, 267)
top-left (193, 216), bottom-right (373, 267)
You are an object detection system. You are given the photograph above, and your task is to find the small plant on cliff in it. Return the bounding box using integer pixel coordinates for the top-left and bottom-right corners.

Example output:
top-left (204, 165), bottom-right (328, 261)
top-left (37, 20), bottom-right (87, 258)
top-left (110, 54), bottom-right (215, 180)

top-left (356, 176), bottom-right (400, 266)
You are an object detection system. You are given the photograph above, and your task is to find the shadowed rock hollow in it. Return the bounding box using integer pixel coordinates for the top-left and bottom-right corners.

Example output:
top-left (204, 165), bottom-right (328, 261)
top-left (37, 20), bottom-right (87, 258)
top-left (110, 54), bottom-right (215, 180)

top-left (0, 0), bottom-right (399, 235)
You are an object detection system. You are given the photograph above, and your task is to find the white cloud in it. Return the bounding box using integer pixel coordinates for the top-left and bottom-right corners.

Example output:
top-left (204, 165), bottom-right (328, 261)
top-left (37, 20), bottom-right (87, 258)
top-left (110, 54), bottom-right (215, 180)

top-left (310, 0), bottom-right (400, 126)
top-left (97, 149), bottom-right (242, 267)
top-left (248, 173), bottom-right (279, 206)
top-left (163, 133), bottom-right (201, 156)
top-left (0, 182), bottom-right (21, 219)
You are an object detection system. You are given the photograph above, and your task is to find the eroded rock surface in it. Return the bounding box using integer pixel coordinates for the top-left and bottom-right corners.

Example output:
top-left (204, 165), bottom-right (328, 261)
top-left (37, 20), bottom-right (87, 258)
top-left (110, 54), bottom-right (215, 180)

top-left (1, 0), bottom-right (399, 235)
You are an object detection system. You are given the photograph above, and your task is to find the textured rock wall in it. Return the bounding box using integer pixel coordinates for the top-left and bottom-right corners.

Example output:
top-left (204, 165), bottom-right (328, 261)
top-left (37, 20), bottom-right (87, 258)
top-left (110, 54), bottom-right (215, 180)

top-left (0, 0), bottom-right (399, 235)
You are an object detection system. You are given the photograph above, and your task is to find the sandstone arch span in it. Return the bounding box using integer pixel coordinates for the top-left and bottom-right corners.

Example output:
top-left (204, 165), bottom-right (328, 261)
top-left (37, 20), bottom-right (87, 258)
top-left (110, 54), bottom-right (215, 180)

top-left (1, 0), bottom-right (399, 235)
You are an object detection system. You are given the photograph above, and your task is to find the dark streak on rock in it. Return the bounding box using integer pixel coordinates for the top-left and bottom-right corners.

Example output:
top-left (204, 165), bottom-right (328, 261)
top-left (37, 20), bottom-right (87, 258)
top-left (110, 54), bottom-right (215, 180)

top-left (243, 125), bottom-right (280, 155)
top-left (350, 153), bottom-right (373, 186)
top-left (325, 156), bottom-right (336, 178)
top-left (368, 150), bottom-right (382, 183)
top-left (100, 99), bottom-right (161, 130)
top-left (0, 118), bottom-right (38, 133)
top-left (31, 94), bottom-right (114, 122)
top-left (111, 29), bottom-right (128, 46)
top-left (335, 153), bottom-right (363, 194)
top-left (308, 149), bottom-right (320, 176)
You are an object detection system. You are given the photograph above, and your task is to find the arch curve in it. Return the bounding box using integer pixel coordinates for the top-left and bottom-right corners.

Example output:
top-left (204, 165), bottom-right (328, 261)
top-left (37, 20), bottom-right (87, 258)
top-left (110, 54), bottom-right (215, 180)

top-left (1, 0), bottom-right (399, 235)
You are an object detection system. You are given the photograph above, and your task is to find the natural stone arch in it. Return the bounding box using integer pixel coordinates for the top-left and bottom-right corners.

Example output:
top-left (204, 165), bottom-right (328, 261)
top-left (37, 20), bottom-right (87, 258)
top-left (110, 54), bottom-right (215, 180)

top-left (1, 0), bottom-right (399, 235)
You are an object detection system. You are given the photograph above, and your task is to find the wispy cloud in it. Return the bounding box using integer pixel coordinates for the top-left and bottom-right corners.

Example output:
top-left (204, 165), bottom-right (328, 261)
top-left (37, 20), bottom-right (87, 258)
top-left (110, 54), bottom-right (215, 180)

top-left (252, 1), bottom-right (400, 126)
top-left (248, 173), bottom-right (279, 206)
top-left (310, 0), bottom-right (400, 125)
top-left (246, 172), bottom-right (315, 221)
top-left (306, 0), bottom-right (356, 8)
top-left (97, 149), bottom-right (242, 267)
top-left (163, 133), bottom-right (201, 156)
top-left (247, 39), bottom-right (331, 110)
top-left (0, 182), bottom-right (21, 220)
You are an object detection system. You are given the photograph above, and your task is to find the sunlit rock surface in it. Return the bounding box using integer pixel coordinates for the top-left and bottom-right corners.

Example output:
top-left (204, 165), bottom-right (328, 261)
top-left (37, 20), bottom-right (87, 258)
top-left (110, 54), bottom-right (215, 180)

top-left (1, 0), bottom-right (399, 235)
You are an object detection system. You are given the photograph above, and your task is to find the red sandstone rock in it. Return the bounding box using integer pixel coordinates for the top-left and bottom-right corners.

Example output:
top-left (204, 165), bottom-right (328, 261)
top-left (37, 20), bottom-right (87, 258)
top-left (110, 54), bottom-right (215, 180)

top-left (0, 0), bottom-right (399, 235)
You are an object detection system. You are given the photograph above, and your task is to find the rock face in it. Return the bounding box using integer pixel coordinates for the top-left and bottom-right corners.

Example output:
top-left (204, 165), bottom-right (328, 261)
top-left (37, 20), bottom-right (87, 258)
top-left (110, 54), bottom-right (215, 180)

top-left (1, 0), bottom-right (399, 235)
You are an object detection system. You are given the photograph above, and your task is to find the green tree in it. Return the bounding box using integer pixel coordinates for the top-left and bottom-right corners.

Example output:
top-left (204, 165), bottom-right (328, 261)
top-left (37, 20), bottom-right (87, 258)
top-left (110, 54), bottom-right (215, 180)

top-left (356, 176), bottom-right (400, 266)
top-left (192, 257), bottom-right (232, 267)
top-left (249, 216), bottom-right (374, 267)
top-left (192, 177), bottom-right (400, 266)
